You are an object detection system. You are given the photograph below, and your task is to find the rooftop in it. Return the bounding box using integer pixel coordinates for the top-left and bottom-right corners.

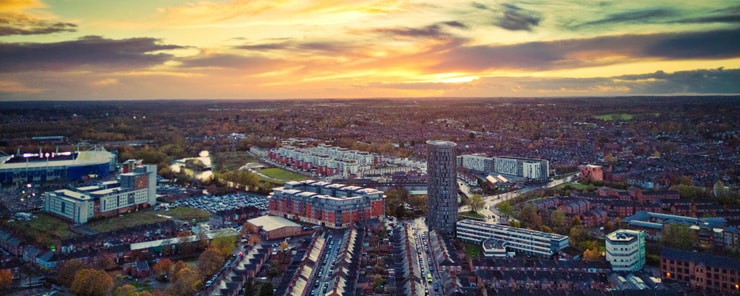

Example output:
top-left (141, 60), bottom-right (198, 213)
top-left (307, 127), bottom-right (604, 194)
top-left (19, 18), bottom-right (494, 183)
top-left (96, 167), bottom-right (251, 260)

top-left (247, 215), bottom-right (301, 232)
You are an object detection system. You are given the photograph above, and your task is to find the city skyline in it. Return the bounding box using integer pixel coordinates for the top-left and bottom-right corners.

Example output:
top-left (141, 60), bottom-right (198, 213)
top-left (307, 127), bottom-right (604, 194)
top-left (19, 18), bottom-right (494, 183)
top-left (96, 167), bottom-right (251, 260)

top-left (1, 0), bottom-right (739, 100)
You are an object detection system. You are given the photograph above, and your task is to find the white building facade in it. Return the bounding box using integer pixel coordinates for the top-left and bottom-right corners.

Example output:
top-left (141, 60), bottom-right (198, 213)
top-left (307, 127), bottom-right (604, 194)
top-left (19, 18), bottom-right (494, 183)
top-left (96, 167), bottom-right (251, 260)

top-left (456, 219), bottom-right (569, 257)
top-left (605, 229), bottom-right (646, 272)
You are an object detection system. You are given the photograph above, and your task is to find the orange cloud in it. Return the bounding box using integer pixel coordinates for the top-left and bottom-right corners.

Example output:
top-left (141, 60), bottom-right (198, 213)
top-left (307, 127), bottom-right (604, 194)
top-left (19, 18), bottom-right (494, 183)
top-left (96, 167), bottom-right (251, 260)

top-left (0, 0), bottom-right (46, 13)
top-left (0, 80), bottom-right (43, 93)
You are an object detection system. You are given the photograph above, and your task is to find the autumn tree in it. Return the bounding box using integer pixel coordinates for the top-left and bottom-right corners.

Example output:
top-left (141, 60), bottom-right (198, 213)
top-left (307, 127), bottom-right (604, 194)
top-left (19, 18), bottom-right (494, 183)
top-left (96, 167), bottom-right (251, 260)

top-left (113, 284), bottom-right (136, 296)
top-left (167, 266), bottom-right (201, 296)
top-left (152, 258), bottom-right (173, 279)
top-left (170, 260), bottom-right (188, 283)
top-left (279, 240), bottom-right (289, 251)
top-left (94, 253), bottom-right (116, 270)
top-left (70, 268), bottom-right (114, 296)
top-left (519, 204), bottom-right (542, 229)
top-left (0, 269), bottom-right (12, 289)
top-left (57, 259), bottom-right (87, 287)
top-left (467, 194), bottom-right (485, 213)
top-left (198, 247), bottom-right (225, 279)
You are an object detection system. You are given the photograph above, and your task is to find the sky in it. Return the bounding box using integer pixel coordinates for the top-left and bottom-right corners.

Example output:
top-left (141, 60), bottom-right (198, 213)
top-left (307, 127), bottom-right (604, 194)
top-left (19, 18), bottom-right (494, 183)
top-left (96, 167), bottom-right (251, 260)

top-left (1, 0), bottom-right (739, 100)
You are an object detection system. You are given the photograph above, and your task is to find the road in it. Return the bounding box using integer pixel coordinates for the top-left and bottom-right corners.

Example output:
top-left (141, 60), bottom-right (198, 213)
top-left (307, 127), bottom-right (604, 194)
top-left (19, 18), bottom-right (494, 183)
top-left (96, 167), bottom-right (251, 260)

top-left (458, 173), bottom-right (578, 224)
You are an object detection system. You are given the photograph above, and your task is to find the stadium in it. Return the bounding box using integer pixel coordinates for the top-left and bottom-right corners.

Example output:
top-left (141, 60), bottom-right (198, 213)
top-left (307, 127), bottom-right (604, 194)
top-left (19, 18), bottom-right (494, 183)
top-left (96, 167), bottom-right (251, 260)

top-left (0, 146), bottom-right (117, 185)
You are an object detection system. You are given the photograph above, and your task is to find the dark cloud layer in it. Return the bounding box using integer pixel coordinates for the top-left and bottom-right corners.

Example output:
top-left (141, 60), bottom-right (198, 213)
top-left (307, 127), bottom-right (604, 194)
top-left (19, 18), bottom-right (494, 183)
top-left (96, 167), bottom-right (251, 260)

top-left (0, 13), bottom-right (77, 36)
top-left (0, 36), bottom-right (183, 71)
top-left (497, 4), bottom-right (541, 31)
top-left (432, 29), bottom-right (740, 72)
top-left (519, 68), bottom-right (740, 94)
top-left (573, 9), bottom-right (676, 28)
top-left (371, 21), bottom-right (468, 40)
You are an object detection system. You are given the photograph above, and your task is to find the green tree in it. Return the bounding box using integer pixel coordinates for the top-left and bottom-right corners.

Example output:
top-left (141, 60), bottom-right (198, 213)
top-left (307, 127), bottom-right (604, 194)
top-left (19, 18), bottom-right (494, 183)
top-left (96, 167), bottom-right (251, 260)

top-left (467, 194), bottom-right (485, 213)
top-left (661, 224), bottom-right (697, 250)
top-left (496, 201), bottom-right (513, 217)
top-left (550, 210), bottom-right (566, 230)
top-left (211, 234), bottom-right (237, 258)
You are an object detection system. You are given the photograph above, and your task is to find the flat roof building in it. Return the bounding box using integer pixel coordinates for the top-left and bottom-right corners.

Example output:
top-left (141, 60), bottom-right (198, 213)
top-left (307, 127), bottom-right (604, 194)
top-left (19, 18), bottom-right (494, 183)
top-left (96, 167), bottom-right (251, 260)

top-left (268, 180), bottom-right (384, 229)
top-left (427, 140), bottom-right (458, 237)
top-left (43, 160), bottom-right (156, 224)
top-left (605, 229), bottom-right (646, 272)
top-left (457, 219), bottom-right (569, 258)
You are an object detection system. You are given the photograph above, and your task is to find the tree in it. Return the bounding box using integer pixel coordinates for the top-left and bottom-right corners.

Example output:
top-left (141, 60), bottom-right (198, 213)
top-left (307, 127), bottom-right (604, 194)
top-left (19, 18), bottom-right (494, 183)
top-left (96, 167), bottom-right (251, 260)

top-left (152, 258), bottom-right (173, 279)
top-left (0, 269), bottom-right (12, 289)
top-left (95, 253), bottom-right (116, 270)
top-left (550, 210), bottom-right (566, 230)
top-left (496, 201), bottom-right (513, 218)
top-left (467, 194), bottom-right (485, 213)
top-left (57, 259), bottom-right (86, 287)
top-left (198, 247), bottom-right (225, 279)
top-left (211, 234), bottom-right (237, 258)
top-left (248, 234), bottom-right (262, 246)
top-left (259, 282), bottom-right (274, 296)
top-left (167, 266), bottom-right (201, 296)
top-left (661, 224), bottom-right (697, 250)
top-left (569, 225), bottom-right (589, 247)
top-left (279, 240), bottom-right (289, 251)
top-left (519, 204), bottom-right (542, 229)
top-left (70, 268), bottom-right (114, 296)
top-left (113, 284), bottom-right (137, 296)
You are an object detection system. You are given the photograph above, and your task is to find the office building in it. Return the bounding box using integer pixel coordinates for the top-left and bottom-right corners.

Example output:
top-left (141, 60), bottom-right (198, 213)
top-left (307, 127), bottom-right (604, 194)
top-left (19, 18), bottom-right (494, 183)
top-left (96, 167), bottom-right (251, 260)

top-left (268, 180), bottom-right (385, 229)
top-left (456, 219), bottom-right (569, 258)
top-left (43, 160), bottom-right (157, 224)
top-left (605, 229), bottom-right (646, 272)
top-left (427, 140), bottom-right (458, 237)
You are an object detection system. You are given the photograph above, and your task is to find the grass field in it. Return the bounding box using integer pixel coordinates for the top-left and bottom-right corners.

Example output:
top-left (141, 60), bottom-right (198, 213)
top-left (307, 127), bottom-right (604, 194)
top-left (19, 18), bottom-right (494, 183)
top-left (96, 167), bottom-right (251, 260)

top-left (459, 211), bottom-right (485, 220)
top-left (167, 207), bottom-right (211, 223)
top-left (258, 167), bottom-right (311, 182)
top-left (87, 207), bottom-right (210, 233)
top-left (87, 210), bottom-right (169, 233)
top-left (463, 243), bottom-right (482, 259)
top-left (4, 213), bottom-right (78, 244)
top-left (211, 152), bottom-right (257, 172)
top-left (593, 113), bottom-right (634, 121)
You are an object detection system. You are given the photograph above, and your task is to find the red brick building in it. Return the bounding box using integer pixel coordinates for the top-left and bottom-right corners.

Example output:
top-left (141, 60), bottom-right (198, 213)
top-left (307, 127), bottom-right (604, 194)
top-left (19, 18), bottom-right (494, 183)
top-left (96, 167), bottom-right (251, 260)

top-left (661, 248), bottom-right (740, 294)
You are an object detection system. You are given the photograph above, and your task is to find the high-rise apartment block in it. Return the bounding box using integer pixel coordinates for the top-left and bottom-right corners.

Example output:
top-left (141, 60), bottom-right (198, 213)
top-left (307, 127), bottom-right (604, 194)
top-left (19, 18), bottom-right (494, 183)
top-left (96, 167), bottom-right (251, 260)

top-left (427, 140), bottom-right (458, 237)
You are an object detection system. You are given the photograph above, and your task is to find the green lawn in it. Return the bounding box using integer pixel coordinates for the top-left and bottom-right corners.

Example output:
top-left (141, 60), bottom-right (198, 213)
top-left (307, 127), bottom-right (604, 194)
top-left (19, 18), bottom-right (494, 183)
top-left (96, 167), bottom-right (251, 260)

top-left (166, 207), bottom-right (211, 223)
top-left (459, 211), bottom-right (485, 219)
top-left (258, 167), bottom-right (311, 182)
top-left (593, 113), bottom-right (634, 121)
top-left (3, 213), bottom-right (78, 244)
top-left (463, 243), bottom-right (482, 259)
top-left (212, 152), bottom-right (257, 172)
top-left (86, 207), bottom-right (210, 233)
top-left (87, 209), bottom-right (169, 233)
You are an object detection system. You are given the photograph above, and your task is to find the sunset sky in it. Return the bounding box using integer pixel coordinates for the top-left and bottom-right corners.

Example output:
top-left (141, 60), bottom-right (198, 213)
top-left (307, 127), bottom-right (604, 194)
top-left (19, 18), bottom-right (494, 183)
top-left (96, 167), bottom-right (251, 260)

top-left (1, 0), bottom-right (739, 100)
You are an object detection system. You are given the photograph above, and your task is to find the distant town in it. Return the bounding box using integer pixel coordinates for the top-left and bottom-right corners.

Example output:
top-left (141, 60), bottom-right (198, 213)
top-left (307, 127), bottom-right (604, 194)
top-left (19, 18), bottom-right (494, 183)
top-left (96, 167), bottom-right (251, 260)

top-left (0, 96), bottom-right (738, 296)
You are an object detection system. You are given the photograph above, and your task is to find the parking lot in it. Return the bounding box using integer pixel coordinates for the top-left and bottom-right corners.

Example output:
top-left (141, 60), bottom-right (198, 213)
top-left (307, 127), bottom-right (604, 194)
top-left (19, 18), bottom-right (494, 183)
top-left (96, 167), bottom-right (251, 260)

top-left (170, 193), bottom-right (268, 213)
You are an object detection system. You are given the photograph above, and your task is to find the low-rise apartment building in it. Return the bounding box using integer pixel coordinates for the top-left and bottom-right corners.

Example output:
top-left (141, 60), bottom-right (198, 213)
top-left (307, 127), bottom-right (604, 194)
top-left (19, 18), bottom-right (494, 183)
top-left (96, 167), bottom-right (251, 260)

top-left (456, 219), bottom-right (569, 258)
top-left (268, 180), bottom-right (385, 228)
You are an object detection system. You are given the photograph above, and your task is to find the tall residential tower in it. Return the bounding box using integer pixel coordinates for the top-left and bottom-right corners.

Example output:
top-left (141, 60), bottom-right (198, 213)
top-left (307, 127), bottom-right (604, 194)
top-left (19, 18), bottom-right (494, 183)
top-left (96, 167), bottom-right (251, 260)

top-left (427, 140), bottom-right (458, 237)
